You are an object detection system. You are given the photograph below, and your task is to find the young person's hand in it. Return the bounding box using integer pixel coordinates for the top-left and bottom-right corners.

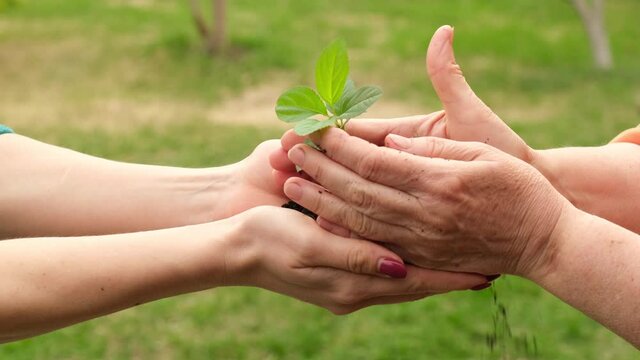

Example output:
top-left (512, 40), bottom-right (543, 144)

top-left (222, 206), bottom-right (489, 314)
top-left (217, 140), bottom-right (289, 219)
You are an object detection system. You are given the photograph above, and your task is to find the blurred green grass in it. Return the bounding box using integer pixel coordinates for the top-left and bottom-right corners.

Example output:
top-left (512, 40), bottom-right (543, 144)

top-left (1, 0), bottom-right (639, 358)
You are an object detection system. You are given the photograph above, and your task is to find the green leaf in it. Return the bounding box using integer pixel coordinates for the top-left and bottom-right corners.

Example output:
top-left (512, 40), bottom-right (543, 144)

top-left (275, 86), bottom-right (328, 123)
top-left (334, 85), bottom-right (383, 120)
top-left (304, 138), bottom-right (324, 152)
top-left (294, 117), bottom-right (336, 136)
top-left (342, 78), bottom-right (356, 97)
top-left (315, 39), bottom-right (349, 106)
top-left (334, 78), bottom-right (356, 117)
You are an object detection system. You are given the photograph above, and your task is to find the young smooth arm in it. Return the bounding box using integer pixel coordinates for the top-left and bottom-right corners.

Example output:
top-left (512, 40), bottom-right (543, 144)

top-left (0, 205), bottom-right (488, 343)
top-left (0, 134), bottom-right (285, 238)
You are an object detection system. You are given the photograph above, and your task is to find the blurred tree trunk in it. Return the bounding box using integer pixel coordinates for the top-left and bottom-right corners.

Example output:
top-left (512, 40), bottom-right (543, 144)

top-left (571, 0), bottom-right (613, 71)
top-left (187, 0), bottom-right (226, 55)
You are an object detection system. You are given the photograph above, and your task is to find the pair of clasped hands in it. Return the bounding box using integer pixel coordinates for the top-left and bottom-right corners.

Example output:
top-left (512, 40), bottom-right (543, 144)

top-left (260, 25), bottom-right (566, 311)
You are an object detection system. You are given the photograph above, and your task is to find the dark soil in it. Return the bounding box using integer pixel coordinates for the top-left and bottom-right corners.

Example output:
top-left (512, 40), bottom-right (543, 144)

top-left (282, 200), bottom-right (317, 220)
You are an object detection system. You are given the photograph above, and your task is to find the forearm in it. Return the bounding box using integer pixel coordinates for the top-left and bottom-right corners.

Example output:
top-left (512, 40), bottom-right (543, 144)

top-left (0, 134), bottom-right (238, 238)
top-left (531, 143), bottom-right (640, 233)
top-left (531, 207), bottom-right (640, 347)
top-left (0, 220), bottom-right (236, 342)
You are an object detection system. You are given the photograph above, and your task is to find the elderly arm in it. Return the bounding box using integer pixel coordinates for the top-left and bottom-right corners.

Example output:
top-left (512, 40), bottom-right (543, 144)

top-left (536, 205), bottom-right (640, 347)
top-left (279, 130), bottom-right (640, 347)
top-left (530, 143), bottom-right (640, 233)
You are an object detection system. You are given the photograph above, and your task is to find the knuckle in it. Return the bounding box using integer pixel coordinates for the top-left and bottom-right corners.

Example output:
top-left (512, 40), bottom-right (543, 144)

top-left (345, 246), bottom-right (368, 274)
top-left (401, 278), bottom-right (426, 294)
top-left (430, 139), bottom-right (447, 158)
top-left (312, 162), bottom-right (325, 183)
top-left (346, 181), bottom-right (375, 210)
top-left (297, 235), bottom-right (317, 261)
top-left (450, 63), bottom-right (464, 77)
top-left (445, 173), bottom-right (467, 195)
top-left (349, 212), bottom-right (376, 239)
top-left (333, 289), bottom-right (361, 306)
top-left (355, 151), bottom-right (381, 180)
top-left (325, 130), bottom-right (348, 155)
top-left (306, 187), bottom-right (331, 217)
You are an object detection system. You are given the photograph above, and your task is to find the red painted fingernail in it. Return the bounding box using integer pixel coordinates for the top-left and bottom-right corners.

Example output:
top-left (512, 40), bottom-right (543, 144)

top-left (486, 274), bottom-right (501, 282)
top-left (284, 182), bottom-right (303, 201)
top-left (378, 258), bottom-right (407, 279)
top-left (288, 147), bottom-right (305, 166)
top-left (471, 283), bottom-right (491, 291)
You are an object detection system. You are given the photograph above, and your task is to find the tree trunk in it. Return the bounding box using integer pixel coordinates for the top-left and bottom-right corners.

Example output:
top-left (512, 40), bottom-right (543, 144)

top-left (571, 0), bottom-right (613, 71)
top-left (187, 0), bottom-right (209, 39)
top-left (186, 0), bottom-right (226, 55)
top-left (208, 0), bottom-right (226, 53)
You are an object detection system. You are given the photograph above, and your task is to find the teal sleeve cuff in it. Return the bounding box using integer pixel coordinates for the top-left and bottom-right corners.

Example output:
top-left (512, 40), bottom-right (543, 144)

top-left (0, 124), bottom-right (14, 135)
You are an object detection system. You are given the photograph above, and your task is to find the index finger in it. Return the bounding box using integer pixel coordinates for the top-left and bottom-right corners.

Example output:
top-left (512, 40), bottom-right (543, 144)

top-left (345, 111), bottom-right (446, 145)
top-left (280, 129), bottom-right (305, 152)
top-left (281, 111), bottom-right (445, 150)
top-left (307, 128), bottom-right (454, 188)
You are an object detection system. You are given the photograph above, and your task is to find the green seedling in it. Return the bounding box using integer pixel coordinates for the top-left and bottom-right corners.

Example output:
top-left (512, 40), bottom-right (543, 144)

top-left (275, 39), bottom-right (382, 136)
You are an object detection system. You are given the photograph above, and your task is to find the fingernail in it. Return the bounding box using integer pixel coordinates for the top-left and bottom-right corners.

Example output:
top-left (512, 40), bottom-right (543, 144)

top-left (288, 147), bottom-right (305, 166)
top-left (386, 134), bottom-right (411, 149)
top-left (378, 258), bottom-right (407, 279)
top-left (471, 283), bottom-right (491, 291)
top-left (486, 274), bottom-right (501, 282)
top-left (284, 182), bottom-right (303, 201)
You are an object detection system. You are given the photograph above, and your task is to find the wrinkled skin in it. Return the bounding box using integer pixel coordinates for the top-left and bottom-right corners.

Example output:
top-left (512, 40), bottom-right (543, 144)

top-left (281, 132), bottom-right (569, 277)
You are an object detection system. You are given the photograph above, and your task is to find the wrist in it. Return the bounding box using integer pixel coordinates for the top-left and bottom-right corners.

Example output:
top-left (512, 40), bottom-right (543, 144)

top-left (191, 164), bottom-right (239, 222)
top-left (524, 201), bottom-right (583, 284)
top-left (205, 209), bottom-right (263, 287)
top-left (529, 148), bottom-right (579, 206)
top-left (185, 215), bottom-right (249, 288)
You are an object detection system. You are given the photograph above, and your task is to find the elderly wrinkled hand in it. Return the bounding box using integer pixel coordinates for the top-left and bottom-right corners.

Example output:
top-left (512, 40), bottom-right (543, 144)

top-left (279, 129), bottom-right (570, 278)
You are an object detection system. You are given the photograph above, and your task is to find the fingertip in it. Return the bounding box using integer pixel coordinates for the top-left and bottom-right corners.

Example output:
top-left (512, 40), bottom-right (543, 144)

top-left (269, 147), bottom-right (297, 172)
top-left (283, 177), bottom-right (303, 201)
top-left (317, 217), bottom-right (351, 238)
top-left (378, 257), bottom-right (407, 279)
top-left (384, 134), bottom-right (412, 150)
top-left (287, 143), bottom-right (307, 166)
top-left (464, 273), bottom-right (491, 291)
top-left (309, 126), bottom-right (347, 145)
top-left (426, 25), bottom-right (455, 77)
top-left (281, 130), bottom-right (306, 151)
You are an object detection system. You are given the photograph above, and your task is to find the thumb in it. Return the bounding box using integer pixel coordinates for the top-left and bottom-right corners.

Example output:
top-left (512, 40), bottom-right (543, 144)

top-left (385, 134), bottom-right (492, 162)
top-left (317, 232), bottom-right (407, 279)
top-left (426, 25), bottom-right (486, 126)
top-left (426, 25), bottom-right (532, 160)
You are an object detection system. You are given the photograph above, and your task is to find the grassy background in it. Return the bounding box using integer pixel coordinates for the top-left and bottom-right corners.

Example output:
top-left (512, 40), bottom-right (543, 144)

top-left (1, 0), bottom-right (639, 358)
